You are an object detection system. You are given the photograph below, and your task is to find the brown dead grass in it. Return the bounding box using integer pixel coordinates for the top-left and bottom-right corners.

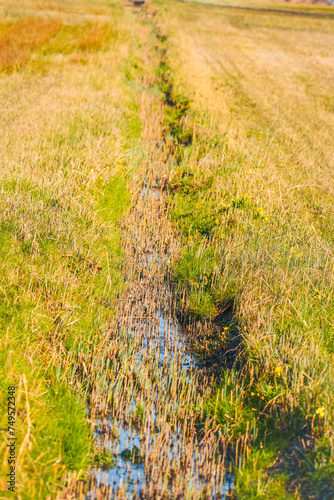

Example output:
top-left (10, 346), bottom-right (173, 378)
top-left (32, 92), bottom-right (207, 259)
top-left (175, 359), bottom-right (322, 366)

top-left (0, 18), bottom-right (62, 71)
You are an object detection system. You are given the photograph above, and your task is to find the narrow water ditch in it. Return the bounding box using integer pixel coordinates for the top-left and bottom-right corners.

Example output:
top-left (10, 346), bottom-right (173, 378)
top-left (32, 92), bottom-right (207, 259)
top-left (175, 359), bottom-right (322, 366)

top-left (70, 12), bottom-right (235, 498)
top-left (72, 160), bottom-right (233, 498)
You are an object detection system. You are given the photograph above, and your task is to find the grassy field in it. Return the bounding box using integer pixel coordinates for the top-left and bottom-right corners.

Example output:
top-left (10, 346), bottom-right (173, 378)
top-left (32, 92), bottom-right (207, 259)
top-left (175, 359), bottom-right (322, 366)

top-left (156, 0), bottom-right (334, 497)
top-left (0, 0), bottom-right (334, 498)
top-left (0, 1), bottom-right (136, 497)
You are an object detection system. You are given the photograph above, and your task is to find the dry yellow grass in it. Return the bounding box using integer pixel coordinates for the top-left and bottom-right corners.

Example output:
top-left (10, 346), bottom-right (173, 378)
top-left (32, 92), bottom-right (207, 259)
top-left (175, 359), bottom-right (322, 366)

top-left (76, 23), bottom-right (115, 51)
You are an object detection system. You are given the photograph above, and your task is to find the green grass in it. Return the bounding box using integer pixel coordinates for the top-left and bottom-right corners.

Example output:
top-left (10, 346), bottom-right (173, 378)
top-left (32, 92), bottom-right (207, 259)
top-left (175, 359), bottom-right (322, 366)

top-left (0, 171), bottom-right (129, 496)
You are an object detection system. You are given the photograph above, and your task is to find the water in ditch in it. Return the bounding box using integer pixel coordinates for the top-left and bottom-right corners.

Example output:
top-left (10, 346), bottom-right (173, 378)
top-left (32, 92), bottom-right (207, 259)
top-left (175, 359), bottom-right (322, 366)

top-left (88, 312), bottom-right (233, 499)
top-left (78, 179), bottom-right (233, 499)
